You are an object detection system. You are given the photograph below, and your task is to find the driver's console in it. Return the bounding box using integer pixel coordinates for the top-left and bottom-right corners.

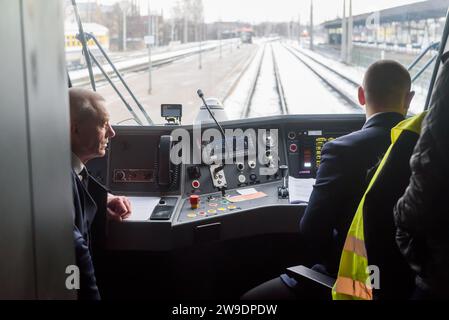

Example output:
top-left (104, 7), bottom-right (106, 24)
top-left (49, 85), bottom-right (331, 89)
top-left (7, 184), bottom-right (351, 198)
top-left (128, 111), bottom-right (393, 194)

top-left (88, 114), bottom-right (365, 252)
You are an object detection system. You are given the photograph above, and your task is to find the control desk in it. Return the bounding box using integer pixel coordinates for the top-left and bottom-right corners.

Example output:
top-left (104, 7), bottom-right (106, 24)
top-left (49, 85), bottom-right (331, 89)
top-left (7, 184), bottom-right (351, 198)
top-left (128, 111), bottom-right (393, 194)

top-left (88, 114), bottom-right (365, 252)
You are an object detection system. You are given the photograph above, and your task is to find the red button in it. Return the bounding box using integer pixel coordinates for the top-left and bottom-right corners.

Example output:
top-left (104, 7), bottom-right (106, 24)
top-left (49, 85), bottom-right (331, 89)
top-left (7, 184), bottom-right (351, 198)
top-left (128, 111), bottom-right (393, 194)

top-left (192, 180), bottom-right (200, 189)
top-left (190, 195), bottom-right (200, 209)
top-left (289, 144), bottom-right (298, 153)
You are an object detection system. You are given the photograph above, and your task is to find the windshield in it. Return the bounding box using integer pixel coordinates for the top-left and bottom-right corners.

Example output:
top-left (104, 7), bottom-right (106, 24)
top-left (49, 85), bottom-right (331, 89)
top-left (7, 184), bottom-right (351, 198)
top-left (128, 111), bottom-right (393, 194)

top-left (65, 0), bottom-right (449, 126)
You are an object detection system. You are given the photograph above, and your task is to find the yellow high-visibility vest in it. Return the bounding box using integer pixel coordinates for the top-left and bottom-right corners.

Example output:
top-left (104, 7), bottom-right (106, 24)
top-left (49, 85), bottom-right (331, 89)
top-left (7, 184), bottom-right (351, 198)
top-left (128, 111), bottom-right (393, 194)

top-left (332, 112), bottom-right (427, 300)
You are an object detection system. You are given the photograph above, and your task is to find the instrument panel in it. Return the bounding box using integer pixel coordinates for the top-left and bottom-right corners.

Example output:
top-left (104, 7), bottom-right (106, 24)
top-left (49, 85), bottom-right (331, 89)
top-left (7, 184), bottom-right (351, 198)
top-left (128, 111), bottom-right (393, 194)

top-left (286, 129), bottom-right (346, 178)
top-left (88, 114), bottom-right (365, 251)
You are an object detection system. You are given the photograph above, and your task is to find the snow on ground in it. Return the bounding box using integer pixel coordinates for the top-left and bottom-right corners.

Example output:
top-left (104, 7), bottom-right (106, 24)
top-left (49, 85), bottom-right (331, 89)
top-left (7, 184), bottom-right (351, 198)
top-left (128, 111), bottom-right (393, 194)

top-left (248, 44), bottom-right (285, 118)
top-left (69, 39), bottom-right (237, 82)
top-left (289, 41), bottom-right (428, 115)
top-left (225, 40), bottom-right (365, 118)
top-left (223, 46), bottom-right (264, 120)
top-left (273, 42), bottom-right (361, 115)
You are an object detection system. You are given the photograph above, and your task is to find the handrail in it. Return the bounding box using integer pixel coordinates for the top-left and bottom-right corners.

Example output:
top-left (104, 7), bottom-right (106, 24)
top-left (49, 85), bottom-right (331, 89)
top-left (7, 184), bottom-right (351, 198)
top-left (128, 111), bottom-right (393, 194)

top-left (70, 0), bottom-right (153, 126)
top-left (411, 54), bottom-right (438, 83)
top-left (71, 0), bottom-right (96, 91)
top-left (426, 8), bottom-right (449, 110)
top-left (83, 32), bottom-right (153, 125)
top-left (86, 50), bottom-right (143, 125)
top-left (407, 41), bottom-right (439, 72)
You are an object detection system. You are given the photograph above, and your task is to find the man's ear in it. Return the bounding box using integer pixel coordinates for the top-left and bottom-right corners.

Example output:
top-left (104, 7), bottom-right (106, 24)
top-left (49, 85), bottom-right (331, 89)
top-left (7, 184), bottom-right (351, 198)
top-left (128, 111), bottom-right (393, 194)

top-left (70, 122), bottom-right (77, 135)
top-left (408, 91), bottom-right (416, 104)
top-left (405, 91), bottom-right (415, 112)
top-left (358, 86), bottom-right (366, 106)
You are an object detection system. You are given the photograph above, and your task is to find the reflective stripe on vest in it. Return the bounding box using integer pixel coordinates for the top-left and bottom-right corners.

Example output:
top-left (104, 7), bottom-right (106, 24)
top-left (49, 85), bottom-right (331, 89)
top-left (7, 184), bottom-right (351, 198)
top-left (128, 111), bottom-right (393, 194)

top-left (332, 112), bottom-right (427, 300)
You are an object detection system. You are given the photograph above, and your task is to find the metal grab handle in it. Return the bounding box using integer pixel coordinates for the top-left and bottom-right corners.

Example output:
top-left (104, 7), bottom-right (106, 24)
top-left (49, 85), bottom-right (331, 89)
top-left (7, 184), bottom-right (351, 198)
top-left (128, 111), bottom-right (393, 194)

top-left (83, 33), bottom-right (153, 125)
top-left (70, 0), bottom-right (153, 126)
top-left (407, 42), bottom-right (440, 84)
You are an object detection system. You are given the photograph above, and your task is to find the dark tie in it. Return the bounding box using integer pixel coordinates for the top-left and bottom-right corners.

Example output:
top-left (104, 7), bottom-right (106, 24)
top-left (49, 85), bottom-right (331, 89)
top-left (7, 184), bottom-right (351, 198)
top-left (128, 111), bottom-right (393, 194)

top-left (80, 168), bottom-right (89, 190)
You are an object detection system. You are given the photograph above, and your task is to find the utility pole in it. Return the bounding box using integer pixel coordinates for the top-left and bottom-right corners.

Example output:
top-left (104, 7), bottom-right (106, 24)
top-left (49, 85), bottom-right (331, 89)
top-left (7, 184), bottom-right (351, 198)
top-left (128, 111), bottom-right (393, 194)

top-left (347, 0), bottom-right (353, 64)
top-left (120, 1), bottom-right (130, 51)
top-left (218, 19), bottom-right (222, 59)
top-left (123, 11), bottom-right (127, 51)
top-left (155, 10), bottom-right (159, 46)
top-left (88, 0), bottom-right (93, 22)
top-left (183, 14), bottom-right (188, 43)
top-left (147, 0), bottom-right (152, 94)
top-left (310, 0), bottom-right (314, 50)
top-left (198, 23), bottom-right (202, 69)
top-left (341, 0), bottom-right (347, 62)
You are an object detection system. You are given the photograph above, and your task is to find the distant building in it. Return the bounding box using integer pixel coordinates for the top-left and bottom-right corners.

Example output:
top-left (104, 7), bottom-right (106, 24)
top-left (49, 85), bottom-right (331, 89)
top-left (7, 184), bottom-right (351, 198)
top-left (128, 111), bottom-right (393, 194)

top-left (64, 22), bottom-right (109, 68)
top-left (322, 0), bottom-right (449, 48)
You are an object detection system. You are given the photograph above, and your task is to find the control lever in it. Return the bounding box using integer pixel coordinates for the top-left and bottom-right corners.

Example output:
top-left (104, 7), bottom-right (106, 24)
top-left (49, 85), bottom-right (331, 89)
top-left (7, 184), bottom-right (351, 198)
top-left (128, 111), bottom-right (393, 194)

top-left (278, 165), bottom-right (289, 199)
top-left (197, 89), bottom-right (228, 196)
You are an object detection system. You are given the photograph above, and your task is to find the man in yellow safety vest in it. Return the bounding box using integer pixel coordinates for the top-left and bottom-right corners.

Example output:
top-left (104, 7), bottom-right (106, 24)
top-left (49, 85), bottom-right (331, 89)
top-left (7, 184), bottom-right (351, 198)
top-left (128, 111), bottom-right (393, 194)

top-left (333, 112), bottom-right (427, 300)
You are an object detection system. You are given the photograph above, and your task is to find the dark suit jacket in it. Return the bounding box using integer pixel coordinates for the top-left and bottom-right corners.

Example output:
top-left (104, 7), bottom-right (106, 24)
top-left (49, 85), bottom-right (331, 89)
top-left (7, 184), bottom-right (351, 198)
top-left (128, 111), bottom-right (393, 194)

top-left (72, 170), bottom-right (107, 300)
top-left (299, 112), bottom-right (405, 274)
top-left (363, 129), bottom-right (418, 299)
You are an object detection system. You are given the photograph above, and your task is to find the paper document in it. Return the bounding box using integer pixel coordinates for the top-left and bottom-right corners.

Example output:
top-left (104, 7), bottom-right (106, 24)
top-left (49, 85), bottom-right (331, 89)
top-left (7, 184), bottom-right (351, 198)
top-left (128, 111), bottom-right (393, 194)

top-left (236, 188), bottom-right (258, 195)
top-left (227, 192), bottom-right (267, 203)
top-left (126, 197), bottom-right (161, 221)
top-left (288, 177), bottom-right (316, 204)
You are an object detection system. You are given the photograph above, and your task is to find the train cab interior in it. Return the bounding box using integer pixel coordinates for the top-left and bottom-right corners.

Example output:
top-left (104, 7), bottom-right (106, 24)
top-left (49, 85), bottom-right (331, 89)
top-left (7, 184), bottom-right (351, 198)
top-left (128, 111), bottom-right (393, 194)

top-left (1, 0), bottom-right (449, 301)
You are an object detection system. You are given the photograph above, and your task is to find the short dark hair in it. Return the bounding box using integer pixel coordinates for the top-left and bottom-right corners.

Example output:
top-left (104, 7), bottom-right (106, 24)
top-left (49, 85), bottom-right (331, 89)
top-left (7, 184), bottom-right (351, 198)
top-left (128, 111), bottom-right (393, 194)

top-left (363, 60), bottom-right (411, 109)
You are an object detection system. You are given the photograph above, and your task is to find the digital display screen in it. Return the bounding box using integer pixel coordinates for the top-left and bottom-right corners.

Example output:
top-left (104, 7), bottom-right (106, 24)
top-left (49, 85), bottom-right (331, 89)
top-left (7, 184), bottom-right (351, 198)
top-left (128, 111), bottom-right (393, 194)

top-left (161, 104), bottom-right (182, 118)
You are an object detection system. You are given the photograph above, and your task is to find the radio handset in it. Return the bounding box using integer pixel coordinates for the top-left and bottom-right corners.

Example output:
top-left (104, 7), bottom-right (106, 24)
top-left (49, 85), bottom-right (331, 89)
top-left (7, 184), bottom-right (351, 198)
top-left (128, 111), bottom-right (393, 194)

top-left (158, 135), bottom-right (173, 186)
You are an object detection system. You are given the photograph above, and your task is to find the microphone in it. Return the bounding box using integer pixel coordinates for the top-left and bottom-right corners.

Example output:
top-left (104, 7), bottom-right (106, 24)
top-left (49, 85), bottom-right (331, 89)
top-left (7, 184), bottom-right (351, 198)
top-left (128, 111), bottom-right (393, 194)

top-left (197, 89), bottom-right (227, 196)
top-left (197, 89), bottom-right (226, 137)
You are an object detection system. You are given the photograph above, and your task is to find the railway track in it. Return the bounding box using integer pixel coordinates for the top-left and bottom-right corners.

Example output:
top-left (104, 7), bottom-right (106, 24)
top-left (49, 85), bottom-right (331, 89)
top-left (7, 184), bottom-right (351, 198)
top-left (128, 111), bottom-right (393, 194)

top-left (242, 42), bottom-right (288, 117)
top-left (282, 44), bottom-right (361, 110)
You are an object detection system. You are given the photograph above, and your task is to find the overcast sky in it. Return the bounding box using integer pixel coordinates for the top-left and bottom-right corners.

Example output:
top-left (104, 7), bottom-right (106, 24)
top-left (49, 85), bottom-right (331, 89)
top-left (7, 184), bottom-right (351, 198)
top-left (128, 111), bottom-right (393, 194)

top-left (93, 0), bottom-right (428, 23)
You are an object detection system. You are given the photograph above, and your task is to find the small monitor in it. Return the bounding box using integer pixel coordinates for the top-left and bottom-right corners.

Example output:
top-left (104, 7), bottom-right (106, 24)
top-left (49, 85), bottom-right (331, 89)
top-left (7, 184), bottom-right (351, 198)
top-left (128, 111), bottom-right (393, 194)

top-left (161, 104), bottom-right (182, 118)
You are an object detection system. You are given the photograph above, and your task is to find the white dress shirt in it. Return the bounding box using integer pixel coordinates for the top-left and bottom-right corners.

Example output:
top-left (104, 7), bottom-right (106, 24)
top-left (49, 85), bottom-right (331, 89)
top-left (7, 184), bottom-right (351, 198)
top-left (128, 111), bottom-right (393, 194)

top-left (365, 112), bottom-right (390, 123)
top-left (71, 153), bottom-right (86, 182)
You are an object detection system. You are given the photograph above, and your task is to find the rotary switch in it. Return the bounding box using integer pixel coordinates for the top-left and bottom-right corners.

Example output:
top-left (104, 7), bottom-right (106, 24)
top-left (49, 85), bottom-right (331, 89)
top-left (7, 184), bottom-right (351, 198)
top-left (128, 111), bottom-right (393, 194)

top-left (114, 170), bottom-right (125, 181)
top-left (188, 166), bottom-right (201, 179)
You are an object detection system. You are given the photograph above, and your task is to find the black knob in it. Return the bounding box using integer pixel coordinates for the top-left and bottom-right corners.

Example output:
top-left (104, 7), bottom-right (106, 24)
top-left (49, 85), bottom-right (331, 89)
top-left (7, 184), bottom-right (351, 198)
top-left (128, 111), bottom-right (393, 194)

top-left (188, 166), bottom-right (201, 179)
top-left (115, 170), bottom-right (125, 181)
top-left (279, 165), bottom-right (288, 178)
top-left (250, 174), bottom-right (257, 181)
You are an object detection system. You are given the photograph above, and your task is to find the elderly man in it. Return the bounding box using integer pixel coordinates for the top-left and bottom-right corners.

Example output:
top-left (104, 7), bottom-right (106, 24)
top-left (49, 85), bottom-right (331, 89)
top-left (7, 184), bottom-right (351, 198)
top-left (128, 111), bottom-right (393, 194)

top-left (69, 88), bottom-right (132, 300)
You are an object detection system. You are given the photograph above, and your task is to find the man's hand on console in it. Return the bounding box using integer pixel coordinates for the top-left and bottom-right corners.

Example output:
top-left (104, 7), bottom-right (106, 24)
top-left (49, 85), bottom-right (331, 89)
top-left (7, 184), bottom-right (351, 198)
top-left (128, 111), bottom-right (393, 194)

top-left (107, 195), bottom-right (132, 221)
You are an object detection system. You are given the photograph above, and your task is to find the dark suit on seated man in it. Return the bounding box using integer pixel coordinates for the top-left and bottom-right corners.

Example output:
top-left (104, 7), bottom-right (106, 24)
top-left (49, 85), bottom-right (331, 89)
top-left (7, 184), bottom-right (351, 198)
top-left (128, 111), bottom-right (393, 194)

top-left (242, 60), bottom-right (415, 300)
top-left (69, 88), bottom-right (132, 300)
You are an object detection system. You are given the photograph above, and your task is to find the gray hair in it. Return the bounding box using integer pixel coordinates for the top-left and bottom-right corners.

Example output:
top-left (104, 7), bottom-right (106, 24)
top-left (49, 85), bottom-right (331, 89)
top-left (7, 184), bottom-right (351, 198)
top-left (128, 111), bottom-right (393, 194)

top-left (69, 88), bottom-right (106, 124)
